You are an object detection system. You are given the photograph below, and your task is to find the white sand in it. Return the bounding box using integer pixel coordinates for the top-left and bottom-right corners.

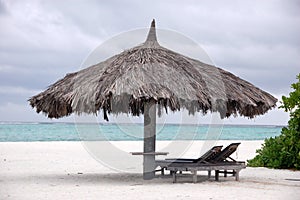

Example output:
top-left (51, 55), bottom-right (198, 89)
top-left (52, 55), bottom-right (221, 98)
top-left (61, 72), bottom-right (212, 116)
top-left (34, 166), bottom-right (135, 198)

top-left (1, 141), bottom-right (300, 200)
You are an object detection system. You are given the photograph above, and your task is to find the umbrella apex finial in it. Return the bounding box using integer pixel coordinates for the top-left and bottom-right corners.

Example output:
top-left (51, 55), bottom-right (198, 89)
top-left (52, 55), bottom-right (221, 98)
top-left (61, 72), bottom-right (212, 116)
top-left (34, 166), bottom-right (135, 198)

top-left (151, 19), bottom-right (155, 28)
top-left (145, 19), bottom-right (157, 43)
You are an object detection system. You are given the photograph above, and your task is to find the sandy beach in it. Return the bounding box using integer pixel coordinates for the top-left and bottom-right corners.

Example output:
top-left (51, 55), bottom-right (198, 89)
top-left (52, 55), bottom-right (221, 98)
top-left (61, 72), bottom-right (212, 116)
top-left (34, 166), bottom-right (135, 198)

top-left (1, 141), bottom-right (299, 200)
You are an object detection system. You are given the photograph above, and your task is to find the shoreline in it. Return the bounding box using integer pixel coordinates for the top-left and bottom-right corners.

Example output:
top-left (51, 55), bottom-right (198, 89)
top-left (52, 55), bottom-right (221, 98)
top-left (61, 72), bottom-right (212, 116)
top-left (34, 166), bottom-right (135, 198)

top-left (1, 141), bottom-right (299, 199)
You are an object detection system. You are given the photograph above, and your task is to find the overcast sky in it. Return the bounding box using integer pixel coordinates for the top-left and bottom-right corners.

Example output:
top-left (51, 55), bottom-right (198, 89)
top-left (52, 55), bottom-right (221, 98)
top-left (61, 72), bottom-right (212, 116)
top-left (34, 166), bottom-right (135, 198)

top-left (0, 0), bottom-right (299, 125)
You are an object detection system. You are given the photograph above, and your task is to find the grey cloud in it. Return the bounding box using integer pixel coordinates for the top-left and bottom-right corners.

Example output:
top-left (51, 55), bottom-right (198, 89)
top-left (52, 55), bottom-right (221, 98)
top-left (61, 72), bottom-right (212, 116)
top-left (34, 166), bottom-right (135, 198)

top-left (0, 0), bottom-right (8, 15)
top-left (0, 0), bottom-right (299, 123)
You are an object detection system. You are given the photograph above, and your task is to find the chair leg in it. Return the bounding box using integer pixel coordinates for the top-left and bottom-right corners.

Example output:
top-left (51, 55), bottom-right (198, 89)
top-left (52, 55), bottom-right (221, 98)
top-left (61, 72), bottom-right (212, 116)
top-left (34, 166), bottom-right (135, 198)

top-left (172, 171), bottom-right (177, 183)
top-left (233, 170), bottom-right (236, 176)
top-left (235, 170), bottom-right (240, 181)
top-left (215, 170), bottom-right (219, 181)
top-left (224, 170), bottom-right (227, 177)
top-left (208, 170), bottom-right (211, 179)
top-left (192, 170), bottom-right (197, 183)
top-left (161, 168), bottom-right (165, 176)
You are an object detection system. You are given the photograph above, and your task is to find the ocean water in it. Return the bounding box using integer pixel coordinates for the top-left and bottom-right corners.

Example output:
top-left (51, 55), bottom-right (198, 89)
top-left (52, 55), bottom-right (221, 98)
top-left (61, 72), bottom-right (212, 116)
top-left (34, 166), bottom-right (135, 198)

top-left (0, 122), bottom-right (283, 142)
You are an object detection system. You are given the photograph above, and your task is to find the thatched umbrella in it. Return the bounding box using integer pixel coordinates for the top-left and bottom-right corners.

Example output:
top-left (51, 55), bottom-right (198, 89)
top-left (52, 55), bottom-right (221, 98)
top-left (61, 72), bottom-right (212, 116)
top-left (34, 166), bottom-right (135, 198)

top-left (29, 20), bottom-right (277, 179)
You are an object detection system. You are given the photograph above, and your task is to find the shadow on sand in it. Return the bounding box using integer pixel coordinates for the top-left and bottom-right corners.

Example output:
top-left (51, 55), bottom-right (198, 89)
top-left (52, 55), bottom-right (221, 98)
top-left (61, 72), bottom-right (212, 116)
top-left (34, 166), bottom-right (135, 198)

top-left (3, 172), bottom-right (216, 185)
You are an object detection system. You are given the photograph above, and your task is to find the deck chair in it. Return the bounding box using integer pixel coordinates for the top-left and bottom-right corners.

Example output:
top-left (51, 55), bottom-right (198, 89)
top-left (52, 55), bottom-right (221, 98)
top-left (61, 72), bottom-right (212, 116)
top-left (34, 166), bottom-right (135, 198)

top-left (156, 143), bottom-right (246, 183)
top-left (209, 143), bottom-right (241, 163)
top-left (155, 145), bottom-right (223, 175)
top-left (206, 143), bottom-right (243, 181)
top-left (165, 145), bottom-right (223, 163)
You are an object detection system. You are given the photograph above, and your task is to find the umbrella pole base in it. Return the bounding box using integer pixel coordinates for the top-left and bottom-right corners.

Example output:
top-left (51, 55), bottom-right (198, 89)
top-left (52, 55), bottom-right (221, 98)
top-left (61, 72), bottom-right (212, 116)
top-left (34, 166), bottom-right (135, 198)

top-left (143, 171), bottom-right (155, 180)
top-left (143, 154), bottom-right (156, 180)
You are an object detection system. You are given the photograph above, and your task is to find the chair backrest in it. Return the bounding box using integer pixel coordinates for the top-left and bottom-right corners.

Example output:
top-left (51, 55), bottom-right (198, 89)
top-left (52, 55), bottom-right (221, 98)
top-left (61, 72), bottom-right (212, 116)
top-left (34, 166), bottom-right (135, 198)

top-left (210, 143), bottom-right (241, 162)
top-left (194, 145), bottom-right (223, 163)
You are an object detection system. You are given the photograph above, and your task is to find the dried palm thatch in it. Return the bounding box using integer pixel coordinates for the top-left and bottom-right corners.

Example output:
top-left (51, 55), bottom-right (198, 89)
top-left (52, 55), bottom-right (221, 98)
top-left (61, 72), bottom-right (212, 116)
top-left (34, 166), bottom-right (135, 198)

top-left (29, 20), bottom-right (277, 121)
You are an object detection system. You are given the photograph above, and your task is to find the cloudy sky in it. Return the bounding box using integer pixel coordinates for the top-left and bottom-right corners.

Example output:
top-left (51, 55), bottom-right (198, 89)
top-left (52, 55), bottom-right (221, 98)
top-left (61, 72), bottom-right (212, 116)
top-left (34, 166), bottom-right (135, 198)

top-left (0, 0), bottom-right (299, 125)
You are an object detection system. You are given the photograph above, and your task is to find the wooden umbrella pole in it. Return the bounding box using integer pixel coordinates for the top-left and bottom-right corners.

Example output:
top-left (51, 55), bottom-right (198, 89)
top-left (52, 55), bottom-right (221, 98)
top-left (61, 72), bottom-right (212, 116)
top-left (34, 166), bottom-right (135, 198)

top-left (143, 99), bottom-right (156, 180)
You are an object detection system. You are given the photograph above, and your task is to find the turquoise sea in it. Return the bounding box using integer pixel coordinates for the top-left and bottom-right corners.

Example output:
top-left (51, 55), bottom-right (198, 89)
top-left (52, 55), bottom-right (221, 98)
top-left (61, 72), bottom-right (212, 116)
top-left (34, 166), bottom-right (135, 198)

top-left (0, 122), bottom-right (283, 142)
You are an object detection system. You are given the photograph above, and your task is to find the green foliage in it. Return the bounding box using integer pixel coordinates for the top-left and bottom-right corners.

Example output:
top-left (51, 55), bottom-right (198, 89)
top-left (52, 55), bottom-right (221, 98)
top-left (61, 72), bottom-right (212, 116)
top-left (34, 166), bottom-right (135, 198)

top-left (248, 74), bottom-right (300, 169)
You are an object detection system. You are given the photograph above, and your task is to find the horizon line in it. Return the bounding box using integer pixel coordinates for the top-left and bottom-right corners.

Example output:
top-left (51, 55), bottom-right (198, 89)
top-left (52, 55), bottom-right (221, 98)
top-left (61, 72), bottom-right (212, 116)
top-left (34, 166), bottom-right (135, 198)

top-left (0, 120), bottom-right (287, 127)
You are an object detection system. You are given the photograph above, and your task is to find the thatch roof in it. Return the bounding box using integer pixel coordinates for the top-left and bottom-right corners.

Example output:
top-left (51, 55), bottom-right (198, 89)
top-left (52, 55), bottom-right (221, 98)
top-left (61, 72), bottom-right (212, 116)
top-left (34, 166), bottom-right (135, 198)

top-left (29, 20), bottom-right (277, 121)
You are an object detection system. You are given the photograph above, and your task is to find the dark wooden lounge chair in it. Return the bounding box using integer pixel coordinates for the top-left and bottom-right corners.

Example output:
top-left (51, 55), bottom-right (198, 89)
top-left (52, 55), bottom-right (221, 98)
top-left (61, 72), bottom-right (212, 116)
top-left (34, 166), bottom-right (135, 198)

top-left (165, 145), bottom-right (223, 163)
top-left (155, 145), bottom-right (223, 175)
top-left (156, 143), bottom-right (246, 183)
top-left (207, 142), bottom-right (245, 181)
